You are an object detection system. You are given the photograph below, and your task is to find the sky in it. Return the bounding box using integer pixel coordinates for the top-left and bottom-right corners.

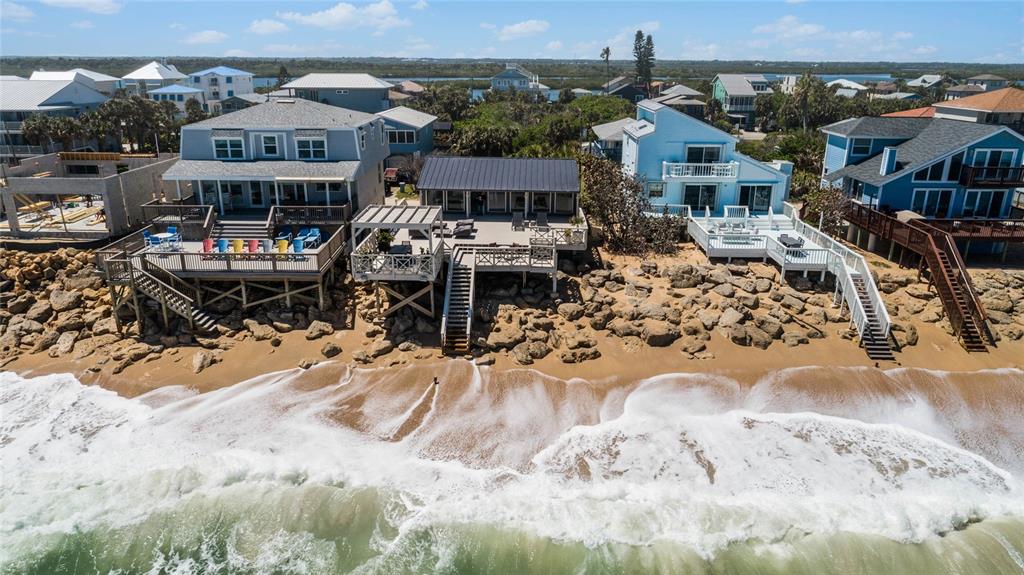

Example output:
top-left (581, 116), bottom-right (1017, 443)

top-left (0, 0), bottom-right (1022, 63)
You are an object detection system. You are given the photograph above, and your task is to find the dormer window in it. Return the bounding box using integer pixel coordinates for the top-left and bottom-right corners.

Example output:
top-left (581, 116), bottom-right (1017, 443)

top-left (297, 138), bottom-right (326, 160)
top-left (214, 138), bottom-right (244, 160)
top-left (261, 135), bottom-right (278, 156)
top-left (850, 138), bottom-right (871, 155)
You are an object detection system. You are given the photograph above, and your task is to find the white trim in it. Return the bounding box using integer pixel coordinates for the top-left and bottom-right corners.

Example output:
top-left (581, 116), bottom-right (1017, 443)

top-left (971, 148), bottom-right (1018, 167)
top-left (910, 187), bottom-right (955, 218)
top-left (212, 137), bottom-right (244, 160)
top-left (849, 137), bottom-right (872, 156)
top-left (295, 137), bottom-right (328, 160)
top-left (871, 126), bottom-right (1023, 186)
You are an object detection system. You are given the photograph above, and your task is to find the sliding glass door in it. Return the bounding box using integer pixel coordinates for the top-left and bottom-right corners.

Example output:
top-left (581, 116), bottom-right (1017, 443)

top-left (738, 185), bottom-right (772, 212)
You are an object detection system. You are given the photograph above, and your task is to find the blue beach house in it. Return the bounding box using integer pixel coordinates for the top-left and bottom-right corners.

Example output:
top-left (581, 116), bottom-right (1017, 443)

top-left (621, 100), bottom-right (793, 215)
top-left (282, 73), bottom-right (393, 113)
top-left (821, 116), bottom-right (1024, 219)
top-left (149, 84), bottom-right (206, 114)
top-left (377, 106), bottom-right (437, 162)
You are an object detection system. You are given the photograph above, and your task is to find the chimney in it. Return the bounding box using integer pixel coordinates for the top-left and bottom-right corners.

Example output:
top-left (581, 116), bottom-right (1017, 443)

top-left (880, 146), bottom-right (898, 176)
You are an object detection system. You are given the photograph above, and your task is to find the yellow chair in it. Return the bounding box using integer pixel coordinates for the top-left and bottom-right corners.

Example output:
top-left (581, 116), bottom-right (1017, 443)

top-left (277, 239), bottom-right (289, 253)
top-left (232, 239), bottom-right (243, 253)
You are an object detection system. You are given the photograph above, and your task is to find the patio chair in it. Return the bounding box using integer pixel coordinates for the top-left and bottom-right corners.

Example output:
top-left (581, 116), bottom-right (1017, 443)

top-left (202, 238), bottom-right (214, 253)
top-left (293, 239), bottom-right (305, 254)
top-left (302, 227), bottom-right (322, 248)
top-left (274, 231), bottom-right (292, 243)
top-left (166, 225), bottom-right (181, 241)
top-left (217, 239), bottom-right (229, 253)
top-left (453, 223), bottom-right (474, 238)
top-left (277, 239), bottom-right (289, 254)
top-left (536, 212), bottom-right (549, 228)
top-left (247, 239), bottom-right (259, 254)
top-left (143, 230), bottom-right (162, 249)
top-left (512, 212), bottom-right (525, 231)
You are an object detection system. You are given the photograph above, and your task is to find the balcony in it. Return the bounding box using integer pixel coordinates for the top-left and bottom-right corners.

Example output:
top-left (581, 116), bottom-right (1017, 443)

top-left (959, 165), bottom-right (1024, 188)
top-left (662, 161), bottom-right (739, 180)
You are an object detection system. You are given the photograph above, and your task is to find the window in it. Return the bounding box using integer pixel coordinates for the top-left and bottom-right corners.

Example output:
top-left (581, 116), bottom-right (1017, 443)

top-left (686, 146), bottom-right (721, 164)
top-left (555, 193), bottom-right (574, 213)
top-left (487, 192), bottom-right (506, 212)
top-left (647, 182), bottom-right (665, 198)
top-left (177, 94), bottom-right (184, 102)
top-left (297, 139), bottom-right (326, 160)
top-left (974, 149), bottom-right (1014, 167)
top-left (912, 161), bottom-right (946, 182)
top-left (359, 130), bottom-right (366, 150)
top-left (947, 151), bottom-right (964, 181)
top-left (192, 76), bottom-right (200, 83)
top-left (739, 185), bottom-right (772, 211)
top-left (911, 189), bottom-right (952, 217)
top-left (227, 90), bottom-right (234, 97)
top-left (446, 190), bottom-right (465, 211)
top-left (850, 138), bottom-right (871, 155)
top-left (387, 130), bottom-right (416, 144)
top-left (683, 184), bottom-right (717, 210)
top-left (261, 135), bottom-right (278, 156)
top-left (336, 89), bottom-right (349, 95)
top-left (213, 138), bottom-right (243, 160)
top-left (226, 76), bottom-right (232, 84)
top-left (961, 190), bottom-right (1005, 218)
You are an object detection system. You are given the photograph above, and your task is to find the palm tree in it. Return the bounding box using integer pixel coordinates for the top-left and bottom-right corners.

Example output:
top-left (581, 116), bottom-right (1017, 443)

top-left (600, 47), bottom-right (611, 94)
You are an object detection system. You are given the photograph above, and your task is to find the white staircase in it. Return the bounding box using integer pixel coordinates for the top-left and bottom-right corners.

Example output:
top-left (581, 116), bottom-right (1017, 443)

top-left (441, 247), bottom-right (475, 354)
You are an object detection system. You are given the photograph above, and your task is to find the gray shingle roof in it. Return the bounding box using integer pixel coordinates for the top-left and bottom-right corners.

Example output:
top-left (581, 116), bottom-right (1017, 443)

top-left (417, 157), bottom-right (579, 193)
top-left (377, 106), bottom-right (437, 129)
top-left (185, 98), bottom-right (376, 129)
top-left (282, 73), bottom-right (392, 90)
top-left (661, 84), bottom-right (703, 97)
top-left (825, 119), bottom-right (1009, 186)
top-left (163, 159), bottom-right (360, 181)
top-left (820, 116), bottom-right (932, 138)
top-left (591, 117), bottom-right (633, 141)
top-left (714, 74), bottom-right (758, 96)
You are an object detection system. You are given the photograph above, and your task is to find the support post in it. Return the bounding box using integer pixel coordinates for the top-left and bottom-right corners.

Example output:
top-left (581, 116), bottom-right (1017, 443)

top-left (215, 180), bottom-right (224, 215)
top-left (887, 240), bottom-right (896, 261)
top-left (318, 281), bottom-right (325, 311)
top-left (847, 223), bottom-right (857, 243)
top-left (867, 232), bottom-right (878, 252)
top-left (175, 180), bottom-right (182, 201)
top-left (284, 279), bottom-right (291, 308)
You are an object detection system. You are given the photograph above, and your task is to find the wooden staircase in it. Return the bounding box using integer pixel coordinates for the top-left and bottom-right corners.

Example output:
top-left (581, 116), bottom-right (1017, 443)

top-left (129, 257), bottom-right (217, 332)
top-left (844, 203), bottom-right (992, 352)
top-left (211, 219), bottom-right (271, 240)
top-left (441, 248), bottom-right (475, 355)
top-left (850, 275), bottom-right (895, 360)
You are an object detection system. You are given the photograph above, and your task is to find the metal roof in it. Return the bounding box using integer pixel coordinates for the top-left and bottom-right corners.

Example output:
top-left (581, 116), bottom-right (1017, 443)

top-left (660, 84), bottom-right (703, 97)
top-left (417, 157), bottom-right (579, 193)
top-left (149, 84), bottom-right (203, 94)
top-left (0, 79), bottom-right (106, 111)
top-left (825, 119), bottom-right (1009, 187)
top-left (714, 74), bottom-right (758, 97)
top-left (190, 66), bottom-right (254, 77)
top-left (163, 159), bottom-right (360, 181)
top-left (282, 73), bottom-right (393, 90)
top-left (591, 117), bottom-right (632, 141)
top-left (30, 68), bottom-right (120, 83)
top-left (123, 61), bottom-right (187, 81)
top-left (352, 204), bottom-right (442, 229)
top-left (377, 106), bottom-right (437, 129)
top-left (185, 98), bottom-right (377, 129)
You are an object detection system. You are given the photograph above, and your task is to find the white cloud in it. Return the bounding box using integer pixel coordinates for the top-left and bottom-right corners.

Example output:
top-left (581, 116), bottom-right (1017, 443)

top-left (70, 19), bottom-right (93, 28)
top-left (278, 1), bottom-right (410, 33)
top-left (248, 19), bottom-right (289, 35)
top-left (911, 45), bottom-right (937, 55)
top-left (680, 39), bottom-right (721, 60)
top-left (479, 22), bottom-right (496, 30)
top-left (545, 40), bottom-right (563, 52)
top-left (893, 31), bottom-right (914, 40)
top-left (497, 19), bottom-right (549, 41)
top-left (184, 30), bottom-right (228, 45)
top-left (168, 22), bottom-right (183, 30)
top-left (224, 48), bottom-right (253, 57)
top-left (1, 1), bottom-right (34, 21)
top-left (600, 21), bottom-right (661, 58)
top-left (412, 0), bottom-right (428, 10)
top-left (785, 0), bottom-right (808, 4)
top-left (40, 0), bottom-right (120, 15)
top-left (263, 41), bottom-right (347, 56)
top-left (753, 15), bottom-right (824, 39)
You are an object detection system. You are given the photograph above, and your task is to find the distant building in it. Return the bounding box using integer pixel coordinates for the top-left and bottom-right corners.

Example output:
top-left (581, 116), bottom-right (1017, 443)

top-left (906, 74), bottom-right (943, 90)
top-left (148, 84), bottom-right (206, 114)
top-left (0, 79), bottom-right (107, 159)
top-left (490, 63), bottom-right (549, 94)
top-left (282, 73), bottom-right (393, 113)
top-left (821, 116), bottom-right (1024, 219)
top-left (622, 99), bottom-right (792, 215)
top-left (377, 106), bottom-right (437, 163)
top-left (711, 74), bottom-right (773, 129)
top-left (122, 61), bottom-right (187, 95)
top-left (189, 66), bottom-right (254, 114)
top-left (944, 84), bottom-right (985, 101)
top-left (827, 78), bottom-right (869, 92)
top-left (882, 106), bottom-right (936, 118)
top-left (650, 93), bottom-right (706, 118)
top-left (872, 81), bottom-right (899, 95)
top-left (932, 87), bottom-right (1024, 131)
top-left (219, 92), bottom-right (270, 114)
top-left (396, 80), bottom-right (426, 97)
top-left (29, 68), bottom-right (122, 95)
top-left (871, 92), bottom-right (922, 101)
top-left (601, 76), bottom-right (631, 93)
top-left (607, 83), bottom-right (647, 103)
top-left (589, 117), bottom-right (632, 162)
top-left (965, 74), bottom-right (1009, 92)
top-left (659, 84), bottom-right (703, 98)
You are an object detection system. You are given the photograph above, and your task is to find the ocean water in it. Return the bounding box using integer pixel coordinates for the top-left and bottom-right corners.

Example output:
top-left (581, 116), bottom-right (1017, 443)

top-left (1, 365), bottom-right (1023, 574)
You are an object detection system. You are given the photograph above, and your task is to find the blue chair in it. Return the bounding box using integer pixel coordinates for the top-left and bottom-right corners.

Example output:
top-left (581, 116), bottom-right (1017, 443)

top-left (293, 239), bottom-right (305, 254)
top-left (217, 239), bottom-right (229, 253)
top-left (274, 231), bottom-right (292, 243)
top-left (143, 230), bottom-right (161, 249)
top-left (303, 227), bottom-right (322, 248)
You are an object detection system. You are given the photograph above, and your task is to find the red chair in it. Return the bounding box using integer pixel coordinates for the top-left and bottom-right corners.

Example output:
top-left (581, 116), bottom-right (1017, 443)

top-left (202, 238), bottom-right (214, 253)
top-left (248, 239), bottom-right (259, 253)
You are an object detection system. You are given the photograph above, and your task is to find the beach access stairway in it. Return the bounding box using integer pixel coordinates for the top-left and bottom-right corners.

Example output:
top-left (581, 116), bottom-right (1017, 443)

top-left (844, 202), bottom-right (993, 352)
top-left (441, 247), bottom-right (475, 354)
top-left (101, 251), bottom-right (216, 332)
top-left (680, 203), bottom-right (894, 359)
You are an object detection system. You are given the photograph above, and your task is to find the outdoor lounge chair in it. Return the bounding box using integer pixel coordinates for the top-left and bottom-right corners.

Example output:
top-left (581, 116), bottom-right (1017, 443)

top-left (453, 223), bottom-right (474, 238)
top-left (512, 212), bottom-right (525, 231)
top-left (274, 231), bottom-right (292, 243)
top-left (536, 212), bottom-right (549, 228)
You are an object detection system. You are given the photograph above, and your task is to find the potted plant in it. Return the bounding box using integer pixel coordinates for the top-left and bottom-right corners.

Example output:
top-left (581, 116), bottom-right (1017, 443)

top-left (376, 230), bottom-right (395, 252)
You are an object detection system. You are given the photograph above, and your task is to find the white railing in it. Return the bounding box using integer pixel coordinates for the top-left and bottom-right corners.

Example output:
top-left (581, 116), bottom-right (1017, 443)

top-left (765, 236), bottom-right (830, 269)
top-left (530, 226), bottom-right (587, 248)
top-left (350, 231), bottom-right (443, 281)
top-left (645, 204), bottom-right (692, 218)
top-left (662, 161), bottom-right (739, 180)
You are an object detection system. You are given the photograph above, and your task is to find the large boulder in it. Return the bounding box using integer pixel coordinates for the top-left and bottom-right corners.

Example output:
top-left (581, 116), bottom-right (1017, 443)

top-left (49, 289), bottom-right (82, 313)
top-left (565, 332), bottom-right (597, 349)
top-left (305, 320), bottom-right (335, 340)
top-left (608, 318), bottom-right (642, 338)
top-left (48, 331), bottom-right (79, 358)
top-left (560, 348), bottom-right (601, 363)
top-left (242, 319), bottom-right (277, 341)
top-left (487, 325), bottom-right (525, 350)
top-left (754, 316), bottom-right (784, 339)
top-left (589, 308), bottom-right (616, 330)
top-left (368, 339), bottom-right (394, 358)
top-left (745, 326), bottom-right (773, 349)
top-left (25, 301), bottom-right (53, 323)
top-left (192, 350), bottom-right (216, 374)
top-left (321, 342), bottom-right (342, 358)
top-left (557, 303), bottom-right (585, 321)
top-left (641, 320), bottom-right (680, 347)
top-left (719, 308), bottom-right (746, 328)
top-left (511, 341), bottom-right (552, 365)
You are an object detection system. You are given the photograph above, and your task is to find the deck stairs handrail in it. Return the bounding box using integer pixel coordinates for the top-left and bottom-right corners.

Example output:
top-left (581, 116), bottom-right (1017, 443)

top-left (440, 246), bottom-right (475, 354)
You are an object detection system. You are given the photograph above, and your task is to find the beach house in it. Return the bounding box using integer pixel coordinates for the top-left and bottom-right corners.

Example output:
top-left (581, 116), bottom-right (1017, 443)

top-left (589, 117), bottom-right (632, 162)
top-left (965, 74), bottom-right (1010, 92)
top-left (29, 68), bottom-right (122, 95)
top-left (377, 106), bottom-right (437, 163)
top-left (188, 66), bottom-right (255, 114)
top-left (122, 61), bottom-right (187, 95)
top-left (148, 85), bottom-right (206, 114)
top-left (162, 98), bottom-right (388, 216)
top-left (282, 73), bottom-right (393, 113)
top-left (711, 74), bottom-right (773, 129)
top-left (0, 78), bottom-right (108, 160)
top-left (931, 87), bottom-right (1024, 132)
top-left (621, 100), bottom-right (792, 215)
top-left (490, 64), bottom-right (549, 95)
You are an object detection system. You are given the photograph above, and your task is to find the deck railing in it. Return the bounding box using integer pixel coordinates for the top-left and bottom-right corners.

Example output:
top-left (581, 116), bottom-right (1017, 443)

top-left (271, 204), bottom-right (352, 226)
top-left (140, 202), bottom-right (216, 240)
top-left (959, 165), bottom-right (1024, 188)
top-left (351, 230), bottom-right (444, 281)
top-left (530, 225), bottom-right (587, 249)
top-left (662, 161), bottom-right (738, 179)
top-left (469, 244), bottom-right (556, 271)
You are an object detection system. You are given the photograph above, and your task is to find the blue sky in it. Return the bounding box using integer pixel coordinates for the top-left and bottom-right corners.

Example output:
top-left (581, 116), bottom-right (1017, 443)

top-left (1, 0), bottom-right (1022, 63)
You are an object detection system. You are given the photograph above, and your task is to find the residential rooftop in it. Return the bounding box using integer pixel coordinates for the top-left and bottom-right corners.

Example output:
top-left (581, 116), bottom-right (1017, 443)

top-left (30, 68), bottom-right (120, 83)
top-left (185, 98), bottom-right (377, 129)
top-left (881, 106), bottom-right (936, 118)
top-left (123, 61), bottom-right (187, 81)
top-left (0, 79), bottom-right (105, 111)
top-left (591, 117), bottom-right (633, 142)
top-left (821, 116), bottom-right (933, 138)
top-left (933, 87), bottom-right (1024, 113)
top-left (417, 156), bottom-right (579, 193)
top-left (190, 66), bottom-right (254, 77)
top-left (149, 84), bottom-right (204, 94)
top-left (377, 105), bottom-right (437, 129)
top-left (282, 73), bottom-right (393, 90)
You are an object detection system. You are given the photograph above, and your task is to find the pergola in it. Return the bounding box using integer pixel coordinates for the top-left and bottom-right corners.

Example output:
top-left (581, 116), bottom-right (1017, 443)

top-left (350, 204), bottom-right (444, 318)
